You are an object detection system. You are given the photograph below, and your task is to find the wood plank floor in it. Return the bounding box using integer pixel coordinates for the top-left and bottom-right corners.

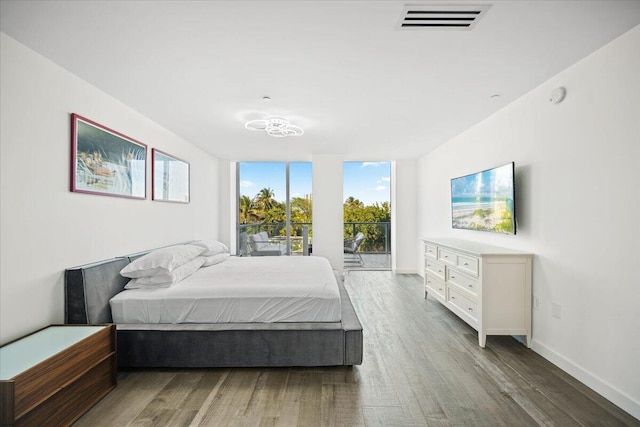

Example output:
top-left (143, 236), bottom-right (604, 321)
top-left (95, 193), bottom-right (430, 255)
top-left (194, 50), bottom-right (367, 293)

top-left (74, 272), bottom-right (639, 426)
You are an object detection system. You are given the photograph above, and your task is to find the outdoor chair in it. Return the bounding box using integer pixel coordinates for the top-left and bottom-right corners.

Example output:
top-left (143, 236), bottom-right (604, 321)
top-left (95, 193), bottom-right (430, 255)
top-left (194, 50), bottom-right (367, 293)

top-left (344, 232), bottom-right (366, 266)
top-left (248, 231), bottom-right (287, 256)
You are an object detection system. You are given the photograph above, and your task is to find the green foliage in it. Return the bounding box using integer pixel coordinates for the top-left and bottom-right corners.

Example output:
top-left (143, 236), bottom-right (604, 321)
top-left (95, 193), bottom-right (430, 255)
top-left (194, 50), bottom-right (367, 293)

top-left (291, 196), bottom-right (312, 224)
top-left (239, 189), bottom-right (391, 253)
top-left (263, 204), bottom-right (286, 224)
top-left (343, 197), bottom-right (390, 252)
top-left (239, 195), bottom-right (259, 224)
top-left (254, 187), bottom-right (278, 213)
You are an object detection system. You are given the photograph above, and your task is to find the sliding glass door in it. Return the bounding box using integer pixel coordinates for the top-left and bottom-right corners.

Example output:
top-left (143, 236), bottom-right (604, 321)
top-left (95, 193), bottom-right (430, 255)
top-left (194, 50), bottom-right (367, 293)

top-left (237, 162), bottom-right (312, 256)
top-left (289, 163), bottom-right (313, 255)
top-left (343, 161), bottom-right (391, 270)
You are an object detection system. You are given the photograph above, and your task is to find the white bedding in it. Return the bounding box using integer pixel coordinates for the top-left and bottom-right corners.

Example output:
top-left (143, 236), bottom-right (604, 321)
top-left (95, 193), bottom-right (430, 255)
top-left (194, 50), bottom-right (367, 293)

top-left (110, 256), bottom-right (341, 323)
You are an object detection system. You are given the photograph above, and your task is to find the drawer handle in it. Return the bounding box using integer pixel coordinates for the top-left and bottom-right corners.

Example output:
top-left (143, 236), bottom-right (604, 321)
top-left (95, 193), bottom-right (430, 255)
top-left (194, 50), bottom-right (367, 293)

top-left (444, 255), bottom-right (449, 258)
top-left (468, 284), bottom-right (473, 288)
top-left (451, 296), bottom-right (455, 300)
top-left (464, 262), bottom-right (469, 266)
top-left (438, 288), bottom-right (443, 291)
top-left (451, 275), bottom-right (456, 279)
top-left (468, 307), bottom-right (473, 312)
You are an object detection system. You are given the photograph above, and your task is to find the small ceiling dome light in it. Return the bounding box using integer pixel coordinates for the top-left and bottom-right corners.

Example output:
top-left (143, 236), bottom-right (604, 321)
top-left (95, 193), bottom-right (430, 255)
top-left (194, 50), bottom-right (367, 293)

top-left (549, 87), bottom-right (567, 104)
top-left (245, 117), bottom-right (304, 138)
top-left (262, 96), bottom-right (271, 101)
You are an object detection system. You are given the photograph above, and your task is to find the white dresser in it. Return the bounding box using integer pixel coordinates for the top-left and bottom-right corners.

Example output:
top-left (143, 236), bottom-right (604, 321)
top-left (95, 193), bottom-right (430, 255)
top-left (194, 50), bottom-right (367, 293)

top-left (422, 238), bottom-right (533, 348)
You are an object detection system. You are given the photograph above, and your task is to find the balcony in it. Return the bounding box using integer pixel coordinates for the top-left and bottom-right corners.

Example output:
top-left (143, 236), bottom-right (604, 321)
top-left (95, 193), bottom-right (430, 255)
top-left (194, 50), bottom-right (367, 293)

top-left (238, 221), bottom-right (391, 270)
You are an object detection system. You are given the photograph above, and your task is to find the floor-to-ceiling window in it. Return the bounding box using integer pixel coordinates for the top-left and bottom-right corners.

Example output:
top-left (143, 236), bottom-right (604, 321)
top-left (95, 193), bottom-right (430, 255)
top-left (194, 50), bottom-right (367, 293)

top-left (343, 161), bottom-right (391, 270)
top-left (237, 162), bottom-right (312, 256)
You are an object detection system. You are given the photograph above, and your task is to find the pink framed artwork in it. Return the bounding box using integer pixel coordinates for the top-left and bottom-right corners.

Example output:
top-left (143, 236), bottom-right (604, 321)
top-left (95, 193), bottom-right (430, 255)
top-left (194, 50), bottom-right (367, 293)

top-left (152, 149), bottom-right (190, 203)
top-left (71, 114), bottom-right (147, 199)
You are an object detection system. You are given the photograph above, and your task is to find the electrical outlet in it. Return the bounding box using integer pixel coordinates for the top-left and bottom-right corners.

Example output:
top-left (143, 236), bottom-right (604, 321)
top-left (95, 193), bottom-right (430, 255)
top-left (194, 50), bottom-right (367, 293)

top-left (552, 303), bottom-right (562, 319)
top-left (534, 297), bottom-right (542, 310)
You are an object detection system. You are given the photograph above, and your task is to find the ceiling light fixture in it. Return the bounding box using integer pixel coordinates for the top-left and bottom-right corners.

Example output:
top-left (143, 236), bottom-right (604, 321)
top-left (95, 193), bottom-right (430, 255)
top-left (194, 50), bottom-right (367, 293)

top-left (245, 117), bottom-right (304, 138)
top-left (549, 87), bottom-right (566, 104)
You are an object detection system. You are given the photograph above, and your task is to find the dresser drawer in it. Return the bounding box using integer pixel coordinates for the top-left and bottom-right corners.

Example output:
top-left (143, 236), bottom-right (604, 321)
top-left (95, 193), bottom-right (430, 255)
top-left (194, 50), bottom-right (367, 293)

top-left (425, 275), bottom-right (446, 299)
top-left (438, 248), bottom-right (457, 266)
top-left (425, 259), bottom-right (446, 281)
top-left (457, 254), bottom-right (479, 276)
top-left (421, 238), bottom-right (532, 349)
top-left (448, 288), bottom-right (478, 322)
top-left (425, 243), bottom-right (438, 260)
top-left (447, 269), bottom-right (478, 298)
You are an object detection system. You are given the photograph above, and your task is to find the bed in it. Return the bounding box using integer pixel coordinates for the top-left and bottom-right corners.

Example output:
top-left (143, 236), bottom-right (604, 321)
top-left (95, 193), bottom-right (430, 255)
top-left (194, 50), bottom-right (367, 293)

top-left (64, 243), bottom-right (363, 368)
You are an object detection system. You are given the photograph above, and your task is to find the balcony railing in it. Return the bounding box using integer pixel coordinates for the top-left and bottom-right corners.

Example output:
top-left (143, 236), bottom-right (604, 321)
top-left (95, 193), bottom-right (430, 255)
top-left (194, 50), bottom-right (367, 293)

top-left (343, 222), bottom-right (390, 255)
top-left (238, 221), bottom-right (391, 263)
top-left (238, 223), bottom-right (312, 256)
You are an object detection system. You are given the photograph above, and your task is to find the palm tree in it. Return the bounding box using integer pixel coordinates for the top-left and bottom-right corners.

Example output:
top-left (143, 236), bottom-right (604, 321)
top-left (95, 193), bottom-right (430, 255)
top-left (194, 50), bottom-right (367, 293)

top-left (253, 187), bottom-right (277, 214)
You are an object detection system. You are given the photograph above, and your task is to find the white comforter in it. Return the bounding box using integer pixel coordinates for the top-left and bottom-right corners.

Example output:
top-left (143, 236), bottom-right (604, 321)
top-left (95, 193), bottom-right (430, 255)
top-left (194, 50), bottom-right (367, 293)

top-left (110, 256), bottom-right (341, 323)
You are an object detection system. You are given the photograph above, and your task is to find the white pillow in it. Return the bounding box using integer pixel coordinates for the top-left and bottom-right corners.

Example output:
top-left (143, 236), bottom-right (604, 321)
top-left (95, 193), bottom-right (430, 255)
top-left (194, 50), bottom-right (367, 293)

top-left (201, 252), bottom-right (230, 267)
top-left (120, 245), bottom-right (205, 278)
top-left (189, 240), bottom-right (229, 256)
top-left (125, 256), bottom-right (205, 289)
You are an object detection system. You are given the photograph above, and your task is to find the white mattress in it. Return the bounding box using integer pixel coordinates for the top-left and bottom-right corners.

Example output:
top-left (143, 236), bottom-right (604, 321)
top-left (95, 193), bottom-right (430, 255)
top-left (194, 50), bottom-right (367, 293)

top-left (110, 256), bottom-right (341, 324)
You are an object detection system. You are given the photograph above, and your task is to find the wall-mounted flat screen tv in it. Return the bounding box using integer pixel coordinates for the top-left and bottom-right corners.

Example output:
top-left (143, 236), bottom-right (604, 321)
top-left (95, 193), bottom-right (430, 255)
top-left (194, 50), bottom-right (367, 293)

top-left (451, 162), bottom-right (516, 234)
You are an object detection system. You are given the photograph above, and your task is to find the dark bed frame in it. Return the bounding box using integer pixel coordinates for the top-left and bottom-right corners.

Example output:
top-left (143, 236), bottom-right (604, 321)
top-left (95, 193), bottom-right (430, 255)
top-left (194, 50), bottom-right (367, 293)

top-left (64, 246), bottom-right (363, 368)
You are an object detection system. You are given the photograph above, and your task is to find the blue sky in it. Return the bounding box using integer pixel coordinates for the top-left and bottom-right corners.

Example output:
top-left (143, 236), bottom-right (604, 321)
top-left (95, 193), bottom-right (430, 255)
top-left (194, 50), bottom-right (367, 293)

top-left (239, 161), bottom-right (390, 205)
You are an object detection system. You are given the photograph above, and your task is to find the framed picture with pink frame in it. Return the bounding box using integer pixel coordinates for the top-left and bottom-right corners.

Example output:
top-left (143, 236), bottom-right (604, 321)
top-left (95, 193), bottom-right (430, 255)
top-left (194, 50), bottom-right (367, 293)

top-left (152, 148), bottom-right (190, 203)
top-left (71, 113), bottom-right (147, 199)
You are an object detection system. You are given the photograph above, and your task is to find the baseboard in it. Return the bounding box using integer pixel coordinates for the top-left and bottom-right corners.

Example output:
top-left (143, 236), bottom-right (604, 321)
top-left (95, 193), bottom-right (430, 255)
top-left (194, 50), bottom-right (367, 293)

top-left (531, 339), bottom-right (640, 420)
top-left (392, 268), bottom-right (418, 275)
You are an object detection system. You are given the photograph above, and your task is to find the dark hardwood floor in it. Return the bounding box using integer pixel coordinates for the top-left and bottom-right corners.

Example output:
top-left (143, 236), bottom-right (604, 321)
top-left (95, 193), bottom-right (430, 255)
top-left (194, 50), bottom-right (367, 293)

top-left (74, 272), bottom-right (639, 426)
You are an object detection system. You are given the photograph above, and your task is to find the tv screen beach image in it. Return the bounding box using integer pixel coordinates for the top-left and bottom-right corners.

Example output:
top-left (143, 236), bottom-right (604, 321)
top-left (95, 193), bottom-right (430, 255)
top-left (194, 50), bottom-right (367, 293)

top-left (451, 163), bottom-right (515, 234)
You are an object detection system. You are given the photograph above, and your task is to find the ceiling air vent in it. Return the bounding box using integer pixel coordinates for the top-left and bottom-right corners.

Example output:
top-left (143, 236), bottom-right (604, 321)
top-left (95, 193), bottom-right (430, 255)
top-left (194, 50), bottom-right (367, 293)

top-left (398, 4), bottom-right (491, 30)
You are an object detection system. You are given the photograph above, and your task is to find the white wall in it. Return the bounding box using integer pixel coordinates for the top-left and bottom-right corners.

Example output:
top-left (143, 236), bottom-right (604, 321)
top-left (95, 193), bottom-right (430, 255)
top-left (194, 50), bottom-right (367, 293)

top-left (391, 160), bottom-right (418, 274)
top-left (218, 160), bottom-right (235, 254)
top-left (0, 33), bottom-right (220, 345)
top-left (312, 155), bottom-right (344, 271)
top-left (417, 25), bottom-right (640, 418)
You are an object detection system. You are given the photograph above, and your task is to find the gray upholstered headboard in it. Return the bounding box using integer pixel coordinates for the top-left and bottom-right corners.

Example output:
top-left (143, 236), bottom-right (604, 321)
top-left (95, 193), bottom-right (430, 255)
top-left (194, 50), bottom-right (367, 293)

top-left (65, 242), bottom-right (194, 324)
top-left (65, 257), bottom-right (130, 324)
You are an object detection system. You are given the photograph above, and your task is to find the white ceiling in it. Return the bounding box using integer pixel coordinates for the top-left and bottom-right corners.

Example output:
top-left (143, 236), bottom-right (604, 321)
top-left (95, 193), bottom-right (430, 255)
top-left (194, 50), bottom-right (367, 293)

top-left (1, 1), bottom-right (639, 161)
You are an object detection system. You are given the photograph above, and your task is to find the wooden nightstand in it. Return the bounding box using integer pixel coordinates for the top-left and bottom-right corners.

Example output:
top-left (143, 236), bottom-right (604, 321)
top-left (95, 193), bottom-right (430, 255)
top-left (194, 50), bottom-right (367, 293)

top-left (0, 324), bottom-right (116, 426)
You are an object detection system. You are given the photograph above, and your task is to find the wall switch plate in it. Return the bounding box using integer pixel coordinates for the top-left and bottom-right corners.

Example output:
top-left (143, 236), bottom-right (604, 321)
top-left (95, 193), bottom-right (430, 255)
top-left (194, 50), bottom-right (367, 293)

top-left (552, 303), bottom-right (562, 319)
top-left (534, 297), bottom-right (542, 310)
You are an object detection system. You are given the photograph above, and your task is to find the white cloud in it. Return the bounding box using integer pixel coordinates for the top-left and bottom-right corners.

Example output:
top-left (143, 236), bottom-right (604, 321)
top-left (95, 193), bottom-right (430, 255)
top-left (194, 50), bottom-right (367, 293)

top-left (375, 185), bottom-right (387, 191)
top-left (380, 176), bottom-right (390, 182)
top-left (361, 162), bottom-right (385, 168)
top-left (239, 180), bottom-right (255, 188)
